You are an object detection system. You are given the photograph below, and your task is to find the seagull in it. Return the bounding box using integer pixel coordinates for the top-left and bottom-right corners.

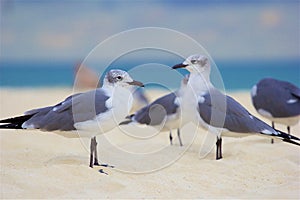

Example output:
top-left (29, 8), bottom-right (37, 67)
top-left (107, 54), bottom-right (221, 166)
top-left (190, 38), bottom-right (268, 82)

top-left (0, 69), bottom-right (144, 168)
top-left (251, 78), bottom-right (300, 137)
top-left (172, 54), bottom-right (300, 159)
top-left (120, 75), bottom-right (190, 146)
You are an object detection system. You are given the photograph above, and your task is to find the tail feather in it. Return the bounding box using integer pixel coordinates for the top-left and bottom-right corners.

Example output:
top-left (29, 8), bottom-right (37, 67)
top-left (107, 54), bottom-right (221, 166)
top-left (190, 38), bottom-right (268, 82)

top-left (0, 115), bottom-right (33, 129)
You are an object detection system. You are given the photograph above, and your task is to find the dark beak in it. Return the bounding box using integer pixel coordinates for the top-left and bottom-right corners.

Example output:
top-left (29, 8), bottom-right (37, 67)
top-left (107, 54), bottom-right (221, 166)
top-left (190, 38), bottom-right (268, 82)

top-left (172, 63), bottom-right (188, 69)
top-left (127, 80), bottom-right (144, 87)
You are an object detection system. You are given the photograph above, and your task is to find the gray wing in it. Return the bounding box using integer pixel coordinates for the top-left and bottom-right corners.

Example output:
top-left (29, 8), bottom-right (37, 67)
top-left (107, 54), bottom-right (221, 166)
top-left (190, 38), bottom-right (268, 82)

top-left (24, 93), bottom-right (82, 115)
top-left (198, 90), bottom-right (275, 134)
top-left (24, 89), bottom-right (110, 131)
top-left (133, 92), bottom-right (179, 126)
top-left (252, 78), bottom-right (300, 117)
top-left (290, 84), bottom-right (300, 98)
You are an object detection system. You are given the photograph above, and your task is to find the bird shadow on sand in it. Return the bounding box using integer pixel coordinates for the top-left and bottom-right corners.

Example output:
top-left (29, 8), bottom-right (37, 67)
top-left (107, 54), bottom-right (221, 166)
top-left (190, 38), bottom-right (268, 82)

top-left (45, 155), bottom-right (87, 166)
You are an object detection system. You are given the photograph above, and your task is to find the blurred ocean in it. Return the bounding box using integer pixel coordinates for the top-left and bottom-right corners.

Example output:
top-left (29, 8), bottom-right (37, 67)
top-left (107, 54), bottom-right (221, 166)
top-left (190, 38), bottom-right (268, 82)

top-left (0, 59), bottom-right (299, 91)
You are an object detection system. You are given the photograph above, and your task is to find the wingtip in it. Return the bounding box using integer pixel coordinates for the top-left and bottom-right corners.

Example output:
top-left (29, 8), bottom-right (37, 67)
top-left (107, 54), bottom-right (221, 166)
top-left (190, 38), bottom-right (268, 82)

top-left (275, 129), bottom-right (300, 141)
top-left (119, 120), bottom-right (132, 126)
top-left (282, 138), bottom-right (300, 146)
top-left (125, 114), bottom-right (135, 119)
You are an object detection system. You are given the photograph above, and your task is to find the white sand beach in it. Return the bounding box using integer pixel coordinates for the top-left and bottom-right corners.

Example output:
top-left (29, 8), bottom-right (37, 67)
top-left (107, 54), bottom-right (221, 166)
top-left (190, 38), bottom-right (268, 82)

top-left (0, 88), bottom-right (299, 199)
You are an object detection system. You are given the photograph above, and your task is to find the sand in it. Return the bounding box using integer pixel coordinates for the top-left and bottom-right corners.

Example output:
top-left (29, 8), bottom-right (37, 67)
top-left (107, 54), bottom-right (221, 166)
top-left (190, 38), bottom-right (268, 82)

top-left (0, 88), bottom-right (299, 199)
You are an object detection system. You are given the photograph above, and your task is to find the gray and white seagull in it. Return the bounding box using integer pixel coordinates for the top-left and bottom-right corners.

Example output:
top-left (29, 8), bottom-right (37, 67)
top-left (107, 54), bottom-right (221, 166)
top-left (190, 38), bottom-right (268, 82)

top-left (0, 69), bottom-right (144, 168)
top-left (251, 78), bottom-right (300, 135)
top-left (173, 54), bottom-right (300, 159)
top-left (120, 75), bottom-right (190, 146)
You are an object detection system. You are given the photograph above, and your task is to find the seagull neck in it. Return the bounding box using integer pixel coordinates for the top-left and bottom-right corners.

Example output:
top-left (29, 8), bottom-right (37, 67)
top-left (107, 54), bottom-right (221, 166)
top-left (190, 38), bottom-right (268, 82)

top-left (188, 72), bottom-right (213, 92)
top-left (102, 83), bottom-right (115, 91)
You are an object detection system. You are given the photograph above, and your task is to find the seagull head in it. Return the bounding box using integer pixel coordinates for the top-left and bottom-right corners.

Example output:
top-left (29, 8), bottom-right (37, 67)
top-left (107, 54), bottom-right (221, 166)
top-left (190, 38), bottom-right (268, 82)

top-left (104, 69), bottom-right (144, 88)
top-left (172, 54), bottom-right (210, 74)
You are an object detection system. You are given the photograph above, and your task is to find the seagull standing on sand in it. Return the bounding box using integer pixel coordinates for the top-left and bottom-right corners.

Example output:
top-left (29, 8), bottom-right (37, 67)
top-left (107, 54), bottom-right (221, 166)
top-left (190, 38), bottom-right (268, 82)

top-left (0, 69), bottom-right (144, 168)
top-left (173, 54), bottom-right (300, 159)
top-left (120, 75), bottom-right (190, 146)
top-left (251, 78), bottom-right (300, 134)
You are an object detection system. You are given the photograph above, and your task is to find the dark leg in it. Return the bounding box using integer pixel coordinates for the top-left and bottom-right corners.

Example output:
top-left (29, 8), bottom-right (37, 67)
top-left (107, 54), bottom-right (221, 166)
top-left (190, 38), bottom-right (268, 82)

top-left (177, 128), bottom-right (183, 146)
top-left (90, 137), bottom-right (114, 171)
top-left (169, 131), bottom-right (173, 145)
top-left (93, 137), bottom-right (100, 166)
top-left (271, 122), bottom-right (275, 144)
top-left (216, 137), bottom-right (223, 160)
top-left (219, 137), bottom-right (222, 159)
top-left (287, 126), bottom-right (290, 134)
top-left (89, 138), bottom-right (94, 168)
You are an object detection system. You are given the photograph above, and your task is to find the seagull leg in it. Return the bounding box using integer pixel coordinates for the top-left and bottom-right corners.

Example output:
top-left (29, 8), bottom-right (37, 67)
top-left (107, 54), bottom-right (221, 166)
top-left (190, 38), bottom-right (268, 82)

top-left (219, 137), bottom-right (223, 159)
top-left (216, 137), bottom-right (219, 159)
top-left (89, 138), bottom-right (94, 168)
top-left (216, 137), bottom-right (223, 160)
top-left (177, 128), bottom-right (183, 146)
top-left (93, 137), bottom-right (100, 166)
top-left (271, 122), bottom-right (275, 144)
top-left (169, 130), bottom-right (173, 145)
top-left (91, 137), bottom-right (114, 169)
top-left (287, 126), bottom-right (290, 134)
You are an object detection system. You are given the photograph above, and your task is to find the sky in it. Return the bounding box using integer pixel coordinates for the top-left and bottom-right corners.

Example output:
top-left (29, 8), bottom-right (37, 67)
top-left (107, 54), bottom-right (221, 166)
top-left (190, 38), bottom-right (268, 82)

top-left (0, 0), bottom-right (299, 61)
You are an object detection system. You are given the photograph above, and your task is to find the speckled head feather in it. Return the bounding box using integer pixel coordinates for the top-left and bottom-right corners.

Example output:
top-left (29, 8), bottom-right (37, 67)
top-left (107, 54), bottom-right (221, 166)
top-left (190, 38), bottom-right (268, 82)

top-left (105, 70), bottom-right (128, 84)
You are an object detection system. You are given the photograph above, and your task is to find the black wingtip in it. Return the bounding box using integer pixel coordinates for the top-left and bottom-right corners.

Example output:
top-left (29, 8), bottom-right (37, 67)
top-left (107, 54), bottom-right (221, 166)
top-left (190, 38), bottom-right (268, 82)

top-left (0, 115), bottom-right (33, 124)
top-left (0, 123), bottom-right (23, 129)
top-left (276, 129), bottom-right (300, 141)
top-left (282, 138), bottom-right (300, 146)
top-left (119, 120), bottom-right (132, 126)
top-left (0, 115), bottom-right (33, 130)
top-left (125, 114), bottom-right (135, 119)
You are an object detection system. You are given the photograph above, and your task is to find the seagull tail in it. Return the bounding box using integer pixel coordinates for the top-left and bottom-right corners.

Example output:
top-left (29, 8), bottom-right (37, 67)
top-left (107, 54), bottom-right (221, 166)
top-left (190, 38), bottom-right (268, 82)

top-left (0, 115), bottom-right (33, 129)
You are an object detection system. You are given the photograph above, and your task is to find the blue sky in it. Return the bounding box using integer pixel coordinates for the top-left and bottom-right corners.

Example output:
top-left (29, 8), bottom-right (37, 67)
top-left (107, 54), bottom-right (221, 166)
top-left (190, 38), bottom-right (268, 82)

top-left (1, 0), bottom-right (299, 61)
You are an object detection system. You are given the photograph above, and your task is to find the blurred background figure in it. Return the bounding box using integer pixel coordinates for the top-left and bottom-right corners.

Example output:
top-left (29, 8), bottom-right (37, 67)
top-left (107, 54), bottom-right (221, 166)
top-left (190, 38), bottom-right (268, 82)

top-left (251, 78), bottom-right (300, 143)
top-left (74, 61), bottom-right (100, 89)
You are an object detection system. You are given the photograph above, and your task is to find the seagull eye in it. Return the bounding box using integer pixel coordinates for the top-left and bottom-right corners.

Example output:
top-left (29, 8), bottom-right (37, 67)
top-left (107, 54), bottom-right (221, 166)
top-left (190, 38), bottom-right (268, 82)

top-left (116, 76), bottom-right (123, 80)
top-left (191, 60), bottom-right (197, 64)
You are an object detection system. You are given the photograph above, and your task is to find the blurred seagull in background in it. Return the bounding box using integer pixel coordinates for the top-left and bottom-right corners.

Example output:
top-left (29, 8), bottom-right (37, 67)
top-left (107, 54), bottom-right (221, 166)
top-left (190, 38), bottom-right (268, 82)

top-left (0, 69), bottom-right (144, 169)
top-left (120, 75), bottom-right (190, 146)
top-left (173, 54), bottom-right (300, 159)
top-left (251, 78), bottom-right (300, 143)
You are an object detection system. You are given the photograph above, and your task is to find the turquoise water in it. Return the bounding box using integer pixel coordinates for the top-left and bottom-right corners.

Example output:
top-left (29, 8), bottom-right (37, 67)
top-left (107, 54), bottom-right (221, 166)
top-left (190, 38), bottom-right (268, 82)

top-left (0, 59), bottom-right (299, 90)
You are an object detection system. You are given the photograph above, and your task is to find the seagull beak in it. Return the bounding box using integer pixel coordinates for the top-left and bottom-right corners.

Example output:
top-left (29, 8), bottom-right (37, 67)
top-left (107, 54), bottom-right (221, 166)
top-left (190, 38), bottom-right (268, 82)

top-left (172, 63), bottom-right (188, 69)
top-left (127, 80), bottom-right (144, 87)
